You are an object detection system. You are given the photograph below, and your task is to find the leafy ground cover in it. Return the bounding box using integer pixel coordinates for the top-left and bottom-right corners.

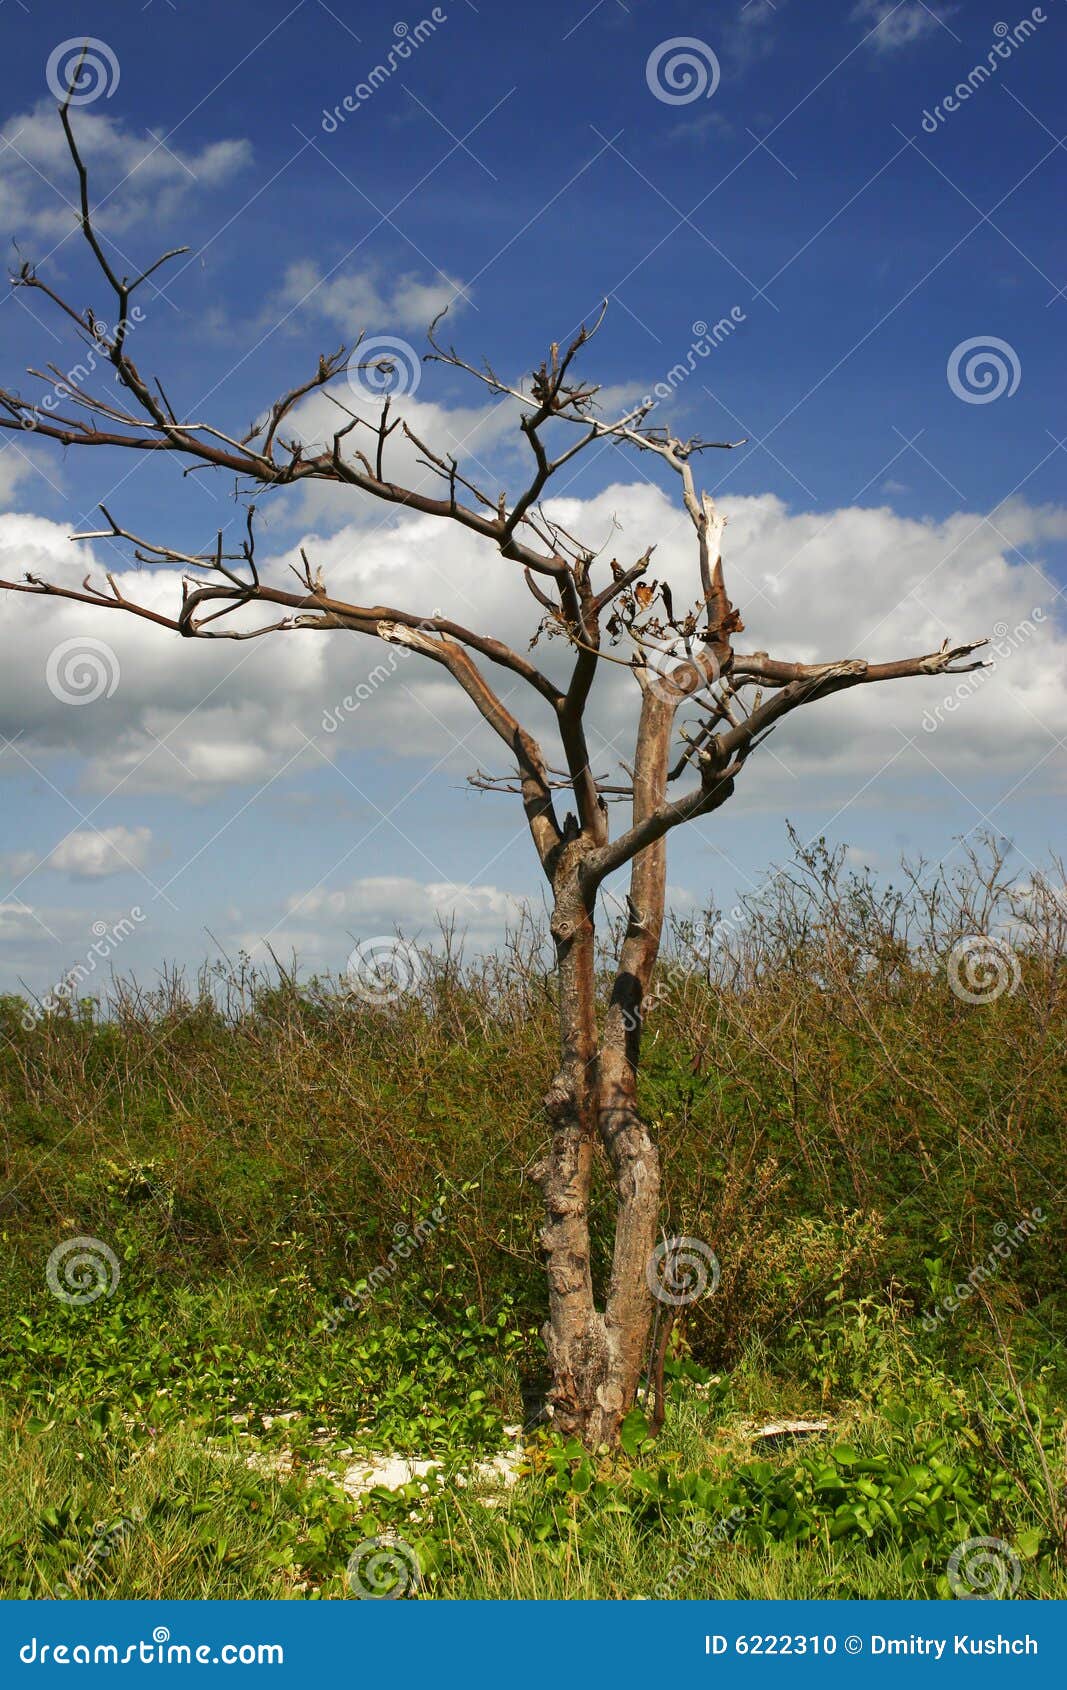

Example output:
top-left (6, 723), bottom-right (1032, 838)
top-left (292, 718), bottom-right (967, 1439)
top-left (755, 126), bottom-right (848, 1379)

top-left (2, 839), bottom-right (1064, 1598)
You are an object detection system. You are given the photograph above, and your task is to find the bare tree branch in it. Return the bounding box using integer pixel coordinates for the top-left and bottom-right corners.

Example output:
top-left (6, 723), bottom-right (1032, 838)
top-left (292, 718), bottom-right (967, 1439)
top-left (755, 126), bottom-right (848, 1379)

top-left (0, 86), bottom-right (997, 1450)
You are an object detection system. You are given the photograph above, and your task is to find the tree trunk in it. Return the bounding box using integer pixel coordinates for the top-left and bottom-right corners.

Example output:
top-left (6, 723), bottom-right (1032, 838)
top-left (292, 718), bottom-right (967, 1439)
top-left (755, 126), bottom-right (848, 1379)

top-left (533, 696), bottom-right (672, 1448)
top-left (585, 690), bottom-right (673, 1443)
top-left (531, 839), bottom-right (606, 1435)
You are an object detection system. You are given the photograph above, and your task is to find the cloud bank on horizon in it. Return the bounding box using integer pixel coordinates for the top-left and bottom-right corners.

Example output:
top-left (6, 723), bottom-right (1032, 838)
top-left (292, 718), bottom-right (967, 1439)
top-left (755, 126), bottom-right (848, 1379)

top-left (0, 0), bottom-right (1062, 992)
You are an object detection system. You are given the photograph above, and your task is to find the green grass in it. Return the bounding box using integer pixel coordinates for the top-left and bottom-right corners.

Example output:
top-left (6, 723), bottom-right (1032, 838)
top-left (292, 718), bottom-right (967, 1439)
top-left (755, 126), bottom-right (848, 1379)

top-left (1, 1266), bottom-right (1063, 1600)
top-left (2, 842), bottom-right (1065, 1598)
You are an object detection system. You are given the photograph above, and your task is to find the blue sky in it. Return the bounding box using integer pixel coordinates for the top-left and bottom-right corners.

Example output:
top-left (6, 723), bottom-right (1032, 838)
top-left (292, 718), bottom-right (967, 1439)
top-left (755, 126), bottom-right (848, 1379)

top-left (0, 0), bottom-right (1064, 998)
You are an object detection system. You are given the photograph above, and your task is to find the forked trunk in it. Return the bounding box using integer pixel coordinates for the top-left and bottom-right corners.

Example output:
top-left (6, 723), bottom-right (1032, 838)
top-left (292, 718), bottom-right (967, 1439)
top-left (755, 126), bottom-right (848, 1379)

top-left (534, 1050), bottom-right (661, 1447)
top-left (533, 702), bottom-right (670, 1447)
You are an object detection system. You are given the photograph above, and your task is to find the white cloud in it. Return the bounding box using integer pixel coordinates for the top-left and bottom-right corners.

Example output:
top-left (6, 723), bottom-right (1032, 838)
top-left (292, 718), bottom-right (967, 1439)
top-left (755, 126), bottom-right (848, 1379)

top-left (0, 894), bottom-right (148, 992)
top-left (0, 100), bottom-right (251, 242)
top-left (0, 899), bottom-right (42, 940)
top-left (49, 825), bottom-right (152, 878)
top-left (853, 1), bottom-right (951, 50)
top-left (1, 825), bottom-right (151, 885)
top-left (282, 384), bottom-right (523, 526)
top-left (265, 258), bottom-right (469, 340)
top-left (1, 478), bottom-right (1064, 810)
top-left (247, 874), bottom-right (704, 973)
top-left (0, 510), bottom-right (334, 795)
top-left (238, 874), bottom-right (532, 967)
top-left (0, 441), bottom-right (54, 505)
top-left (294, 873), bottom-right (525, 929)
top-left (721, 0), bottom-right (786, 70)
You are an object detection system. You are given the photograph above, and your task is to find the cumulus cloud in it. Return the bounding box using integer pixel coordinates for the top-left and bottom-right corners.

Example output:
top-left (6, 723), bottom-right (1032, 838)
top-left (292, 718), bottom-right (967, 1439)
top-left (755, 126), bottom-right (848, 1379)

top-left (50, 825), bottom-right (152, 878)
top-left (270, 381), bottom-right (526, 532)
top-left (852, 1), bottom-right (952, 51)
top-left (1, 471), bottom-right (1064, 984)
top-left (1, 482), bottom-right (1064, 809)
top-left (296, 873), bottom-right (525, 935)
top-left (1, 826), bottom-right (153, 884)
top-left (0, 101), bottom-right (251, 243)
top-left (268, 482), bottom-right (1067, 799)
top-left (266, 258), bottom-right (470, 339)
top-left (0, 899), bottom-right (44, 941)
top-left (0, 441), bottom-right (54, 505)
top-left (0, 511), bottom-right (333, 795)
top-left (245, 874), bottom-right (706, 970)
top-left (232, 874), bottom-right (531, 970)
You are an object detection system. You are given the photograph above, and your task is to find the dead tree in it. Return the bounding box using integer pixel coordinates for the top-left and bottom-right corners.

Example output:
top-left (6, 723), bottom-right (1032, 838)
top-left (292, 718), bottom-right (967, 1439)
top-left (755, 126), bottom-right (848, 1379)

top-left (0, 83), bottom-right (989, 1447)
